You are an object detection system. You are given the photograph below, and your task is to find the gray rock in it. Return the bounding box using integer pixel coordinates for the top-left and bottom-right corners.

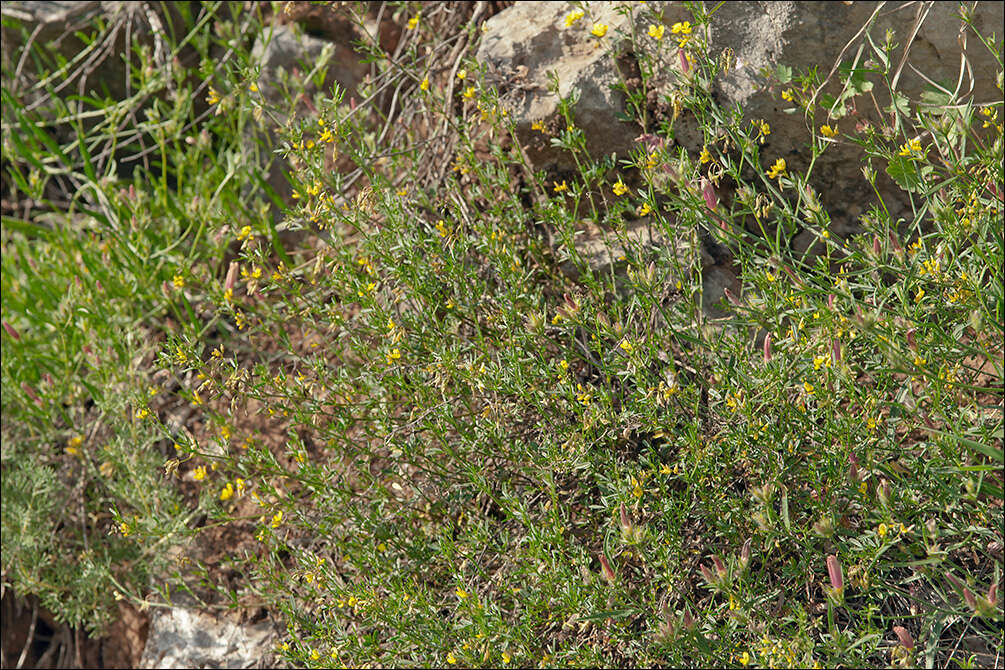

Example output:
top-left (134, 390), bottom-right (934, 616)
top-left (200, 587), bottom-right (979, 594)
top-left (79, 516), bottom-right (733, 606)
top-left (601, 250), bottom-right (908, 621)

top-left (139, 600), bottom-right (278, 669)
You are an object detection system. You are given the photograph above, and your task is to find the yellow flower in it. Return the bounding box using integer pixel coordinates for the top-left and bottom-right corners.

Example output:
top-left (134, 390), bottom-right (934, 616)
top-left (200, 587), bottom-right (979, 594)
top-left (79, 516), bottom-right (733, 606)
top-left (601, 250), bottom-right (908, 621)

top-left (878, 522), bottom-right (888, 538)
top-left (386, 348), bottom-right (402, 364)
top-left (637, 202), bottom-right (652, 216)
top-left (206, 86), bottom-right (220, 105)
top-left (914, 287), bottom-right (925, 303)
top-left (619, 339), bottom-right (633, 354)
top-left (502, 651), bottom-right (512, 664)
top-left (455, 587), bottom-right (469, 599)
top-left (220, 482), bottom-right (234, 501)
top-left (553, 180), bottom-right (568, 193)
top-left (457, 69), bottom-right (467, 80)
top-left (271, 510), bottom-right (284, 528)
top-left (420, 77), bottom-right (429, 91)
top-left (699, 146), bottom-right (711, 163)
top-left (781, 89), bottom-right (794, 102)
top-left (447, 652), bottom-right (458, 665)
top-left (671, 21), bottom-right (692, 35)
top-left (612, 179), bottom-right (628, 196)
top-left (463, 86), bottom-right (476, 99)
top-left (564, 9), bottom-right (585, 27)
top-left (803, 381), bottom-right (815, 395)
top-left (436, 219), bottom-right (449, 236)
top-left (648, 24), bottom-right (665, 40)
top-left (767, 157), bottom-right (786, 179)
top-left (591, 23), bottom-right (608, 37)
top-left (531, 119), bottom-right (545, 132)
top-left (820, 124), bottom-right (839, 138)
top-left (407, 15), bottom-right (419, 30)
top-left (248, 82), bottom-right (259, 93)
top-left (738, 651), bottom-right (751, 666)
top-left (898, 138), bottom-right (923, 157)
top-left (193, 465), bottom-right (207, 481)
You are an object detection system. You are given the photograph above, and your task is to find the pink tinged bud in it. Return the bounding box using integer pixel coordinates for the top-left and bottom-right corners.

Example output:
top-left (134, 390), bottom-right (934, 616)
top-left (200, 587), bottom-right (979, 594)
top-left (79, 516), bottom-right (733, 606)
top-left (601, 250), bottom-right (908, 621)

top-left (893, 626), bottom-right (914, 649)
top-left (700, 562), bottom-right (716, 585)
top-left (723, 287), bottom-right (740, 307)
top-left (962, 587), bottom-right (977, 610)
top-left (225, 261), bottom-right (239, 292)
top-left (349, 96), bottom-right (356, 111)
top-left (21, 383), bottom-right (41, 405)
top-left (619, 502), bottom-right (633, 533)
top-left (681, 609), bottom-right (695, 630)
top-left (831, 339), bottom-right (841, 366)
top-left (599, 554), bottom-right (617, 584)
top-left (678, 48), bottom-right (690, 74)
top-left (988, 581), bottom-right (998, 606)
top-left (739, 538), bottom-right (751, 571)
top-left (828, 293), bottom-right (836, 309)
top-left (826, 555), bottom-right (844, 592)
top-left (889, 231), bottom-right (903, 253)
top-left (905, 328), bottom-right (917, 351)
top-left (988, 181), bottom-right (1003, 203)
top-left (42, 373), bottom-right (55, 386)
top-left (872, 236), bottom-right (881, 256)
top-left (878, 478), bottom-right (891, 506)
top-left (3, 321), bottom-right (20, 340)
top-left (712, 554), bottom-right (727, 579)
top-left (763, 333), bottom-right (772, 363)
top-left (701, 178), bottom-right (718, 212)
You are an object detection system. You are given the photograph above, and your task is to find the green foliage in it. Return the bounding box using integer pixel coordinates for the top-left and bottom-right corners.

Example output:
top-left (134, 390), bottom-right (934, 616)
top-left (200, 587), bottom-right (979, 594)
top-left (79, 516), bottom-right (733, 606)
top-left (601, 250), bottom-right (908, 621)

top-left (2, 1), bottom-right (1002, 667)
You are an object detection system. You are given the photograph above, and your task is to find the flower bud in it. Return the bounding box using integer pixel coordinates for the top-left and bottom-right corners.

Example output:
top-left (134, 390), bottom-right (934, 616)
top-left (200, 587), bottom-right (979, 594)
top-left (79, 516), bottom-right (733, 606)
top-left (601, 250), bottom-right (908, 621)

top-left (599, 554), bottom-right (617, 585)
top-left (3, 321), bottom-right (20, 340)
top-left (762, 332), bottom-right (772, 363)
top-left (826, 554), bottom-right (844, 600)
top-left (739, 538), bottom-right (751, 573)
top-left (892, 625), bottom-right (914, 650)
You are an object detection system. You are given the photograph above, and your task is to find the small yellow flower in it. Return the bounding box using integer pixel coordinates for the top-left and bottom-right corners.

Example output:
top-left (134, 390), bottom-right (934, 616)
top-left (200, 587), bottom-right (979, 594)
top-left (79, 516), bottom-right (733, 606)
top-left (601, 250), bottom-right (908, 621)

top-left (502, 651), bottom-right (512, 664)
top-left (206, 86), bottom-right (220, 105)
top-left (386, 348), bottom-right (402, 364)
top-left (914, 287), bottom-right (925, 303)
top-left (559, 359), bottom-right (569, 372)
top-left (591, 23), bottom-right (608, 37)
top-left (457, 69), bottom-right (467, 80)
top-left (447, 652), bottom-right (458, 665)
top-left (619, 339), bottom-right (633, 354)
top-left (172, 274), bottom-right (185, 288)
top-left (406, 15), bottom-right (419, 30)
top-left (648, 24), bottom-right (665, 41)
top-left (671, 21), bottom-right (692, 35)
top-left (738, 651), bottom-right (751, 666)
top-left (271, 510), bottom-right (284, 528)
top-left (420, 77), bottom-right (429, 91)
top-left (564, 9), bottom-right (585, 27)
top-left (463, 86), bottom-right (476, 99)
top-left (803, 381), bottom-right (815, 395)
top-left (193, 465), bottom-right (207, 481)
top-left (878, 522), bottom-right (888, 538)
top-left (553, 180), bottom-right (568, 193)
top-left (455, 587), bottom-right (469, 599)
top-left (781, 88), bottom-right (794, 102)
top-left (612, 179), bottom-right (628, 196)
top-left (699, 146), bottom-right (711, 164)
top-left (220, 482), bottom-right (234, 501)
top-left (767, 157), bottom-right (786, 179)
top-left (531, 119), bottom-right (545, 132)
top-left (820, 124), bottom-right (839, 138)
top-left (637, 202), bottom-right (652, 216)
top-left (898, 138), bottom-right (923, 157)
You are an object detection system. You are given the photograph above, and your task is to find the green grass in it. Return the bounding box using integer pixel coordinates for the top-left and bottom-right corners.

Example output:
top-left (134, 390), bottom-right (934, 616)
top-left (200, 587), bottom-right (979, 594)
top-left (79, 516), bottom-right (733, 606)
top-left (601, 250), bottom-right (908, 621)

top-left (2, 2), bottom-right (1002, 667)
